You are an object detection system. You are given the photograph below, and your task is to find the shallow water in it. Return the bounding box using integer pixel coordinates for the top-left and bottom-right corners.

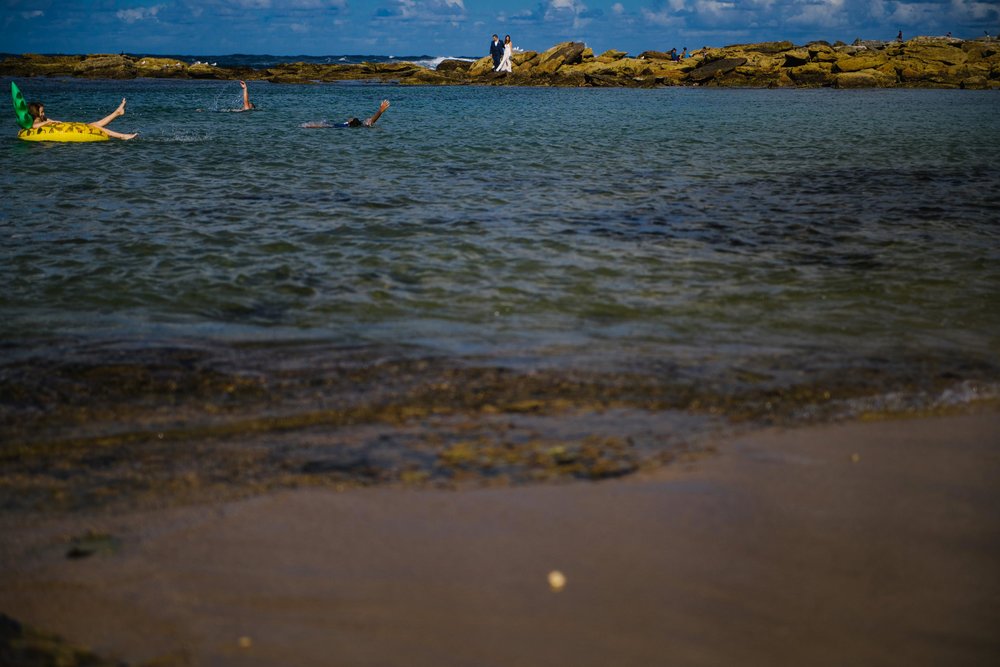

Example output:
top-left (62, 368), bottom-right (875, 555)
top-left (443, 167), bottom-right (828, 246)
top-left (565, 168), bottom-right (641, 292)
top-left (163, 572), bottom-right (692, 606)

top-left (2, 78), bottom-right (999, 507)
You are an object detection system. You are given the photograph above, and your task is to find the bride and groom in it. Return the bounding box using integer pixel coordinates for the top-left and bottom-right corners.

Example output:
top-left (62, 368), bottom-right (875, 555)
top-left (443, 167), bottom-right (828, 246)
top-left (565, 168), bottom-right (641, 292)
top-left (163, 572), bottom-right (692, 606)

top-left (490, 34), bottom-right (513, 73)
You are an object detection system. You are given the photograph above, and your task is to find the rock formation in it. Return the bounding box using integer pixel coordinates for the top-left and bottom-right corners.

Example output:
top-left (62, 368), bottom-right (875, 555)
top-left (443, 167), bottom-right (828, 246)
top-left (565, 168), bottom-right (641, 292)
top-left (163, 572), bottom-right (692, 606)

top-left (3, 37), bottom-right (998, 89)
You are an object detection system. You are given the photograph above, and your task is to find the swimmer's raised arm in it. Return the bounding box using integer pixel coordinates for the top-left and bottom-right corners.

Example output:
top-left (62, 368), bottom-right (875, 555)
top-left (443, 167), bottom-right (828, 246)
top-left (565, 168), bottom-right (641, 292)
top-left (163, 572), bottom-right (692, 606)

top-left (239, 81), bottom-right (254, 111)
top-left (363, 99), bottom-right (390, 127)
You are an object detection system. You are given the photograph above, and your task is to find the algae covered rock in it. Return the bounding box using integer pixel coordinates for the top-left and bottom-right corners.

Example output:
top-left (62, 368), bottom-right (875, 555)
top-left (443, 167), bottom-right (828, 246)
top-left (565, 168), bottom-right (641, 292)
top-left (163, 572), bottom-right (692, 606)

top-left (903, 42), bottom-right (969, 66)
top-left (596, 49), bottom-right (628, 62)
top-left (740, 40), bottom-right (795, 54)
top-left (467, 55), bottom-right (495, 76)
top-left (2, 37), bottom-right (997, 89)
top-left (787, 62), bottom-right (835, 86)
top-left (834, 53), bottom-right (889, 73)
top-left (534, 41), bottom-right (587, 74)
top-left (136, 56), bottom-right (190, 77)
top-left (436, 59), bottom-right (472, 73)
top-left (637, 50), bottom-right (673, 61)
top-left (783, 49), bottom-right (812, 67)
top-left (834, 70), bottom-right (889, 88)
top-left (688, 57), bottom-right (747, 83)
top-left (73, 54), bottom-right (137, 78)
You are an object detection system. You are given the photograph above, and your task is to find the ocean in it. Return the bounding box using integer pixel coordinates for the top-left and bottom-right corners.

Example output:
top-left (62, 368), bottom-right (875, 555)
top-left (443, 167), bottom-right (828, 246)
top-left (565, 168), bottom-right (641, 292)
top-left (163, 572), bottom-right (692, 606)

top-left (2, 74), bottom-right (999, 508)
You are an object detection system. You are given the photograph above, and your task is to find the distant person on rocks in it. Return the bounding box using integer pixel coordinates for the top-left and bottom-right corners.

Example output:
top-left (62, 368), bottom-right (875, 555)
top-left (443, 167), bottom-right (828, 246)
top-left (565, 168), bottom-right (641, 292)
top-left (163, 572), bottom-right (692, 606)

top-left (497, 35), bottom-right (513, 73)
top-left (897, 30), bottom-right (903, 42)
top-left (490, 34), bottom-right (504, 71)
top-left (27, 98), bottom-right (137, 140)
top-left (681, 47), bottom-right (689, 59)
top-left (302, 99), bottom-right (390, 129)
top-left (669, 48), bottom-right (679, 61)
top-left (238, 80), bottom-right (255, 111)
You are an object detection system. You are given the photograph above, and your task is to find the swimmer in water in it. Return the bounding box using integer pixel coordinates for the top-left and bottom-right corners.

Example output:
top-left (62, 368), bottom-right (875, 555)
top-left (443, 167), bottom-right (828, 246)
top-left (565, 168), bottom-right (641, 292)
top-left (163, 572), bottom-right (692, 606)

top-left (302, 99), bottom-right (390, 128)
top-left (27, 98), bottom-right (137, 140)
top-left (239, 80), bottom-right (255, 110)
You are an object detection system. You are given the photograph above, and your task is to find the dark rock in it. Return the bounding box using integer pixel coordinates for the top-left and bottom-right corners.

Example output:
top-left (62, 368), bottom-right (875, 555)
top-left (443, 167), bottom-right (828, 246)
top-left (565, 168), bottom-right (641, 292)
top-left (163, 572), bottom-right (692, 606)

top-left (534, 41), bottom-right (587, 74)
top-left (740, 41), bottom-right (795, 54)
top-left (688, 57), bottom-right (748, 82)
top-left (783, 50), bottom-right (812, 67)
top-left (596, 49), bottom-right (628, 62)
top-left (436, 59), bottom-right (472, 72)
top-left (301, 450), bottom-right (378, 478)
top-left (787, 62), bottom-right (835, 85)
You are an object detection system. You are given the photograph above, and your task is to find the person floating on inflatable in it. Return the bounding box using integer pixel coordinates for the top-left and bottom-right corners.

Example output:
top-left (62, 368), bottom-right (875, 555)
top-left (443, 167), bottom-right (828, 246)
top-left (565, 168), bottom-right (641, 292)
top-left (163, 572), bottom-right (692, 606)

top-left (12, 82), bottom-right (137, 142)
top-left (28, 98), bottom-right (137, 139)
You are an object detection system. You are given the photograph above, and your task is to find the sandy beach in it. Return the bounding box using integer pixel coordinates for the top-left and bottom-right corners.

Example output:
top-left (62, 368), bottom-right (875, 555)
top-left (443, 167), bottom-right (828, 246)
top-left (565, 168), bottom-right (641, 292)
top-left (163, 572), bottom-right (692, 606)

top-left (2, 410), bottom-right (998, 666)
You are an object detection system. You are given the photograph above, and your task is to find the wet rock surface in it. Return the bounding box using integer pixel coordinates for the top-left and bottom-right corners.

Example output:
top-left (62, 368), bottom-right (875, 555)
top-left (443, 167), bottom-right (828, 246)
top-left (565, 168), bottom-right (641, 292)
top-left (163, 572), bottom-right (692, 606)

top-left (2, 341), bottom-right (996, 512)
top-left (3, 37), bottom-right (999, 88)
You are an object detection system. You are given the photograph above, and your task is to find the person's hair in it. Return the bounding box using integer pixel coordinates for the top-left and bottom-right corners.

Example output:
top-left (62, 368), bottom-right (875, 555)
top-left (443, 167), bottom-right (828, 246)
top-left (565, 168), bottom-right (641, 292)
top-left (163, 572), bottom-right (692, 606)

top-left (504, 35), bottom-right (511, 43)
top-left (492, 34), bottom-right (498, 39)
top-left (27, 102), bottom-right (44, 119)
top-left (347, 117), bottom-right (362, 127)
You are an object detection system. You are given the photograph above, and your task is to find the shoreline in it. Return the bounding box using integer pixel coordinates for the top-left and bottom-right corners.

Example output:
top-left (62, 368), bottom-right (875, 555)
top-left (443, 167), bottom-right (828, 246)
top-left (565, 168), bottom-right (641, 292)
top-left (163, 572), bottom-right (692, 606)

top-left (2, 409), bottom-right (998, 665)
top-left (3, 36), bottom-right (1000, 88)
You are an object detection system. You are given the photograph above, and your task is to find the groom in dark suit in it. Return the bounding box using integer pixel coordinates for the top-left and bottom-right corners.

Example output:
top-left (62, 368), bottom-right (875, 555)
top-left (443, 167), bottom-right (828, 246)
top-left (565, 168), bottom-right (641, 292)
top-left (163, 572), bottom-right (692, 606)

top-left (490, 34), bottom-right (504, 71)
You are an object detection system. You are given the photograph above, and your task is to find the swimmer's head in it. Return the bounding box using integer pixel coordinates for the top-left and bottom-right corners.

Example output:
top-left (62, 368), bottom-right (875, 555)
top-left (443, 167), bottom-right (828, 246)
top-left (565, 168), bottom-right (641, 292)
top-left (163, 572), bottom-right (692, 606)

top-left (28, 102), bottom-right (46, 121)
top-left (346, 117), bottom-right (362, 127)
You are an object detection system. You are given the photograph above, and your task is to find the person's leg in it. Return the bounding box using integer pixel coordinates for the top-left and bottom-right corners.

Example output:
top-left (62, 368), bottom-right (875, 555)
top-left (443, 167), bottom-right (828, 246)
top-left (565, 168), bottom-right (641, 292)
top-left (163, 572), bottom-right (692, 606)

top-left (89, 125), bottom-right (137, 140)
top-left (90, 98), bottom-right (127, 128)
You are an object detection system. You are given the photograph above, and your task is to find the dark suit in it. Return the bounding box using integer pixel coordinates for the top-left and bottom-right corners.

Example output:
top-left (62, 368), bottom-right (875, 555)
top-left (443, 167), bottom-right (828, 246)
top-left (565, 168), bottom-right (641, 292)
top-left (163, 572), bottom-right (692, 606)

top-left (490, 39), bottom-right (504, 70)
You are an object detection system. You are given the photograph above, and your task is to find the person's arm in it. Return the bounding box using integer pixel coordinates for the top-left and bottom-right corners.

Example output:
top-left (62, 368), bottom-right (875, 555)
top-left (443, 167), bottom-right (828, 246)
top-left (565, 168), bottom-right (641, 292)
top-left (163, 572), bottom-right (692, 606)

top-left (239, 81), bottom-right (251, 110)
top-left (363, 99), bottom-right (390, 127)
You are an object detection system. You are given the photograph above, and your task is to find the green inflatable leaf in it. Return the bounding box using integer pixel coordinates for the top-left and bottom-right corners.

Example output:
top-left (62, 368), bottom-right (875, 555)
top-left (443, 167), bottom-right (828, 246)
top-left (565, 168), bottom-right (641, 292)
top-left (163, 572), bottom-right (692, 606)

top-left (11, 82), bottom-right (34, 130)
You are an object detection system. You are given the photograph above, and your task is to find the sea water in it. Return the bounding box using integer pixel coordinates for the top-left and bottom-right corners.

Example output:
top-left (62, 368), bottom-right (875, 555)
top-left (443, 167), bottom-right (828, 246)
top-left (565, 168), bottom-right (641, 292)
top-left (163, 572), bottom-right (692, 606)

top-left (2, 77), bottom-right (999, 501)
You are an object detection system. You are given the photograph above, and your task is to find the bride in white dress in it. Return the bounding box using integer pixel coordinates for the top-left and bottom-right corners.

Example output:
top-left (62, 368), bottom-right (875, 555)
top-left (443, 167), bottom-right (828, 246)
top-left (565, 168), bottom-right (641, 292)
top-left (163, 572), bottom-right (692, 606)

top-left (497, 35), bottom-right (513, 73)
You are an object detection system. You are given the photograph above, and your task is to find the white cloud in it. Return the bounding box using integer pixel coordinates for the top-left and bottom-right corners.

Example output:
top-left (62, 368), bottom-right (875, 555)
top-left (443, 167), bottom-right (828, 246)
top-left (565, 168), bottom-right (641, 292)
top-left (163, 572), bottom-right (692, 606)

top-left (117, 5), bottom-right (163, 24)
top-left (21, 10), bottom-right (44, 19)
top-left (375, 0), bottom-right (469, 21)
top-left (612, 2), bottom-right (625, 14)
top-left (694, 1), bottom-right (736, 20)
top-left (544, 0), bottom-right (591, 28)
top-left (786, 0), bottom-right (848, 28)
top-left (640, 7), bottom-right (684, 26)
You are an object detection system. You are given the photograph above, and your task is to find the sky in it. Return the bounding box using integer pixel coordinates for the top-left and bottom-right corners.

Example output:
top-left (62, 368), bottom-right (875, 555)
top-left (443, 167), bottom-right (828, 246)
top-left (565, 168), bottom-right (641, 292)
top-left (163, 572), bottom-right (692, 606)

top-left (1, 0), bottom-right (998, 57)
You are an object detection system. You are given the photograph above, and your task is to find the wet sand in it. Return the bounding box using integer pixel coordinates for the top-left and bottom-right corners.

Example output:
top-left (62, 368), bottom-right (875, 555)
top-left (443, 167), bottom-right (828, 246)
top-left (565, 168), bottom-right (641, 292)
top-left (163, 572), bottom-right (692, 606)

top-left (1, 411), bottom-right (998, 666)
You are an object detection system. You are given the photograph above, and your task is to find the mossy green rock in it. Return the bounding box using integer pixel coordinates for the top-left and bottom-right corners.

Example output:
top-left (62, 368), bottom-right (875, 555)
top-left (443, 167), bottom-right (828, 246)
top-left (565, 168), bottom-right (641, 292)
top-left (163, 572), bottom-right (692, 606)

top-left (834, 54), bottom-right (889, 72)
top-left (2, 38), bottom-right (999, 88)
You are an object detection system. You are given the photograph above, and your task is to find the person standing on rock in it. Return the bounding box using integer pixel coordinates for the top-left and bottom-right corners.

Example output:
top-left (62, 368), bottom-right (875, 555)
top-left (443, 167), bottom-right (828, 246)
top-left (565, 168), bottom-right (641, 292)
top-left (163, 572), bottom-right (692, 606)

top-left (490, 34), bottom-right (504, 71)
top-left (497, 35), bottom-right (513, 73)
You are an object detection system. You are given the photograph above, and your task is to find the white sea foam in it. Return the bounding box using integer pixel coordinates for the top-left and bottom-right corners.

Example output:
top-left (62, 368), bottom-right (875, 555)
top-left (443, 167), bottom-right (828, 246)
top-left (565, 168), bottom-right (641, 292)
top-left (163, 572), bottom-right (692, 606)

top-left (411, 56), bottom-right (476, 69)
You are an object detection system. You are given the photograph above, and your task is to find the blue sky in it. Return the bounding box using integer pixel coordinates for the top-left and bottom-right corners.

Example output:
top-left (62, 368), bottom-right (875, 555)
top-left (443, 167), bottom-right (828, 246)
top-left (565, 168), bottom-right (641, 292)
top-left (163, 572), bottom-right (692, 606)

top-left (2, 1), bottom-right (997, 57)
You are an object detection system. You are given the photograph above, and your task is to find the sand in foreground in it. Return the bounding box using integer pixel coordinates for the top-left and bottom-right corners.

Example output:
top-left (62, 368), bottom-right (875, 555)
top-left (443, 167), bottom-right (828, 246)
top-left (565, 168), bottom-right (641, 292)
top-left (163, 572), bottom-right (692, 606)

top-left (1, 412), bottom-right (998, 666)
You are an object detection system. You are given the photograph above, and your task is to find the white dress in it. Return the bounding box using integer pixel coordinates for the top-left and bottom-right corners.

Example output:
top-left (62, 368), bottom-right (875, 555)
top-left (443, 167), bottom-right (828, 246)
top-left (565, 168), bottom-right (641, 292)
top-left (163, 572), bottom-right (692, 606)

top-left (498, 42), bottom-right (513, 72)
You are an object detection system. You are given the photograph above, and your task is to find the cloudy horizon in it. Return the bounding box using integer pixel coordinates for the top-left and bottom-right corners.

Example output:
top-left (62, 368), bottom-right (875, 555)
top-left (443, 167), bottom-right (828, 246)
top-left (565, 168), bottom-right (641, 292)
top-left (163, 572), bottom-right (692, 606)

top-left (2, 1), bottom-right (998, 58)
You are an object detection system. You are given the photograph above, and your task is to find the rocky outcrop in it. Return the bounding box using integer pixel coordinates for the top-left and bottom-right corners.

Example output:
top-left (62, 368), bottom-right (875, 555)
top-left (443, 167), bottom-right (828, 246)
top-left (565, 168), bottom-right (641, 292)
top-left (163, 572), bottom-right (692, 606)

top-left (3, 37), bottom-right (999, 89)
